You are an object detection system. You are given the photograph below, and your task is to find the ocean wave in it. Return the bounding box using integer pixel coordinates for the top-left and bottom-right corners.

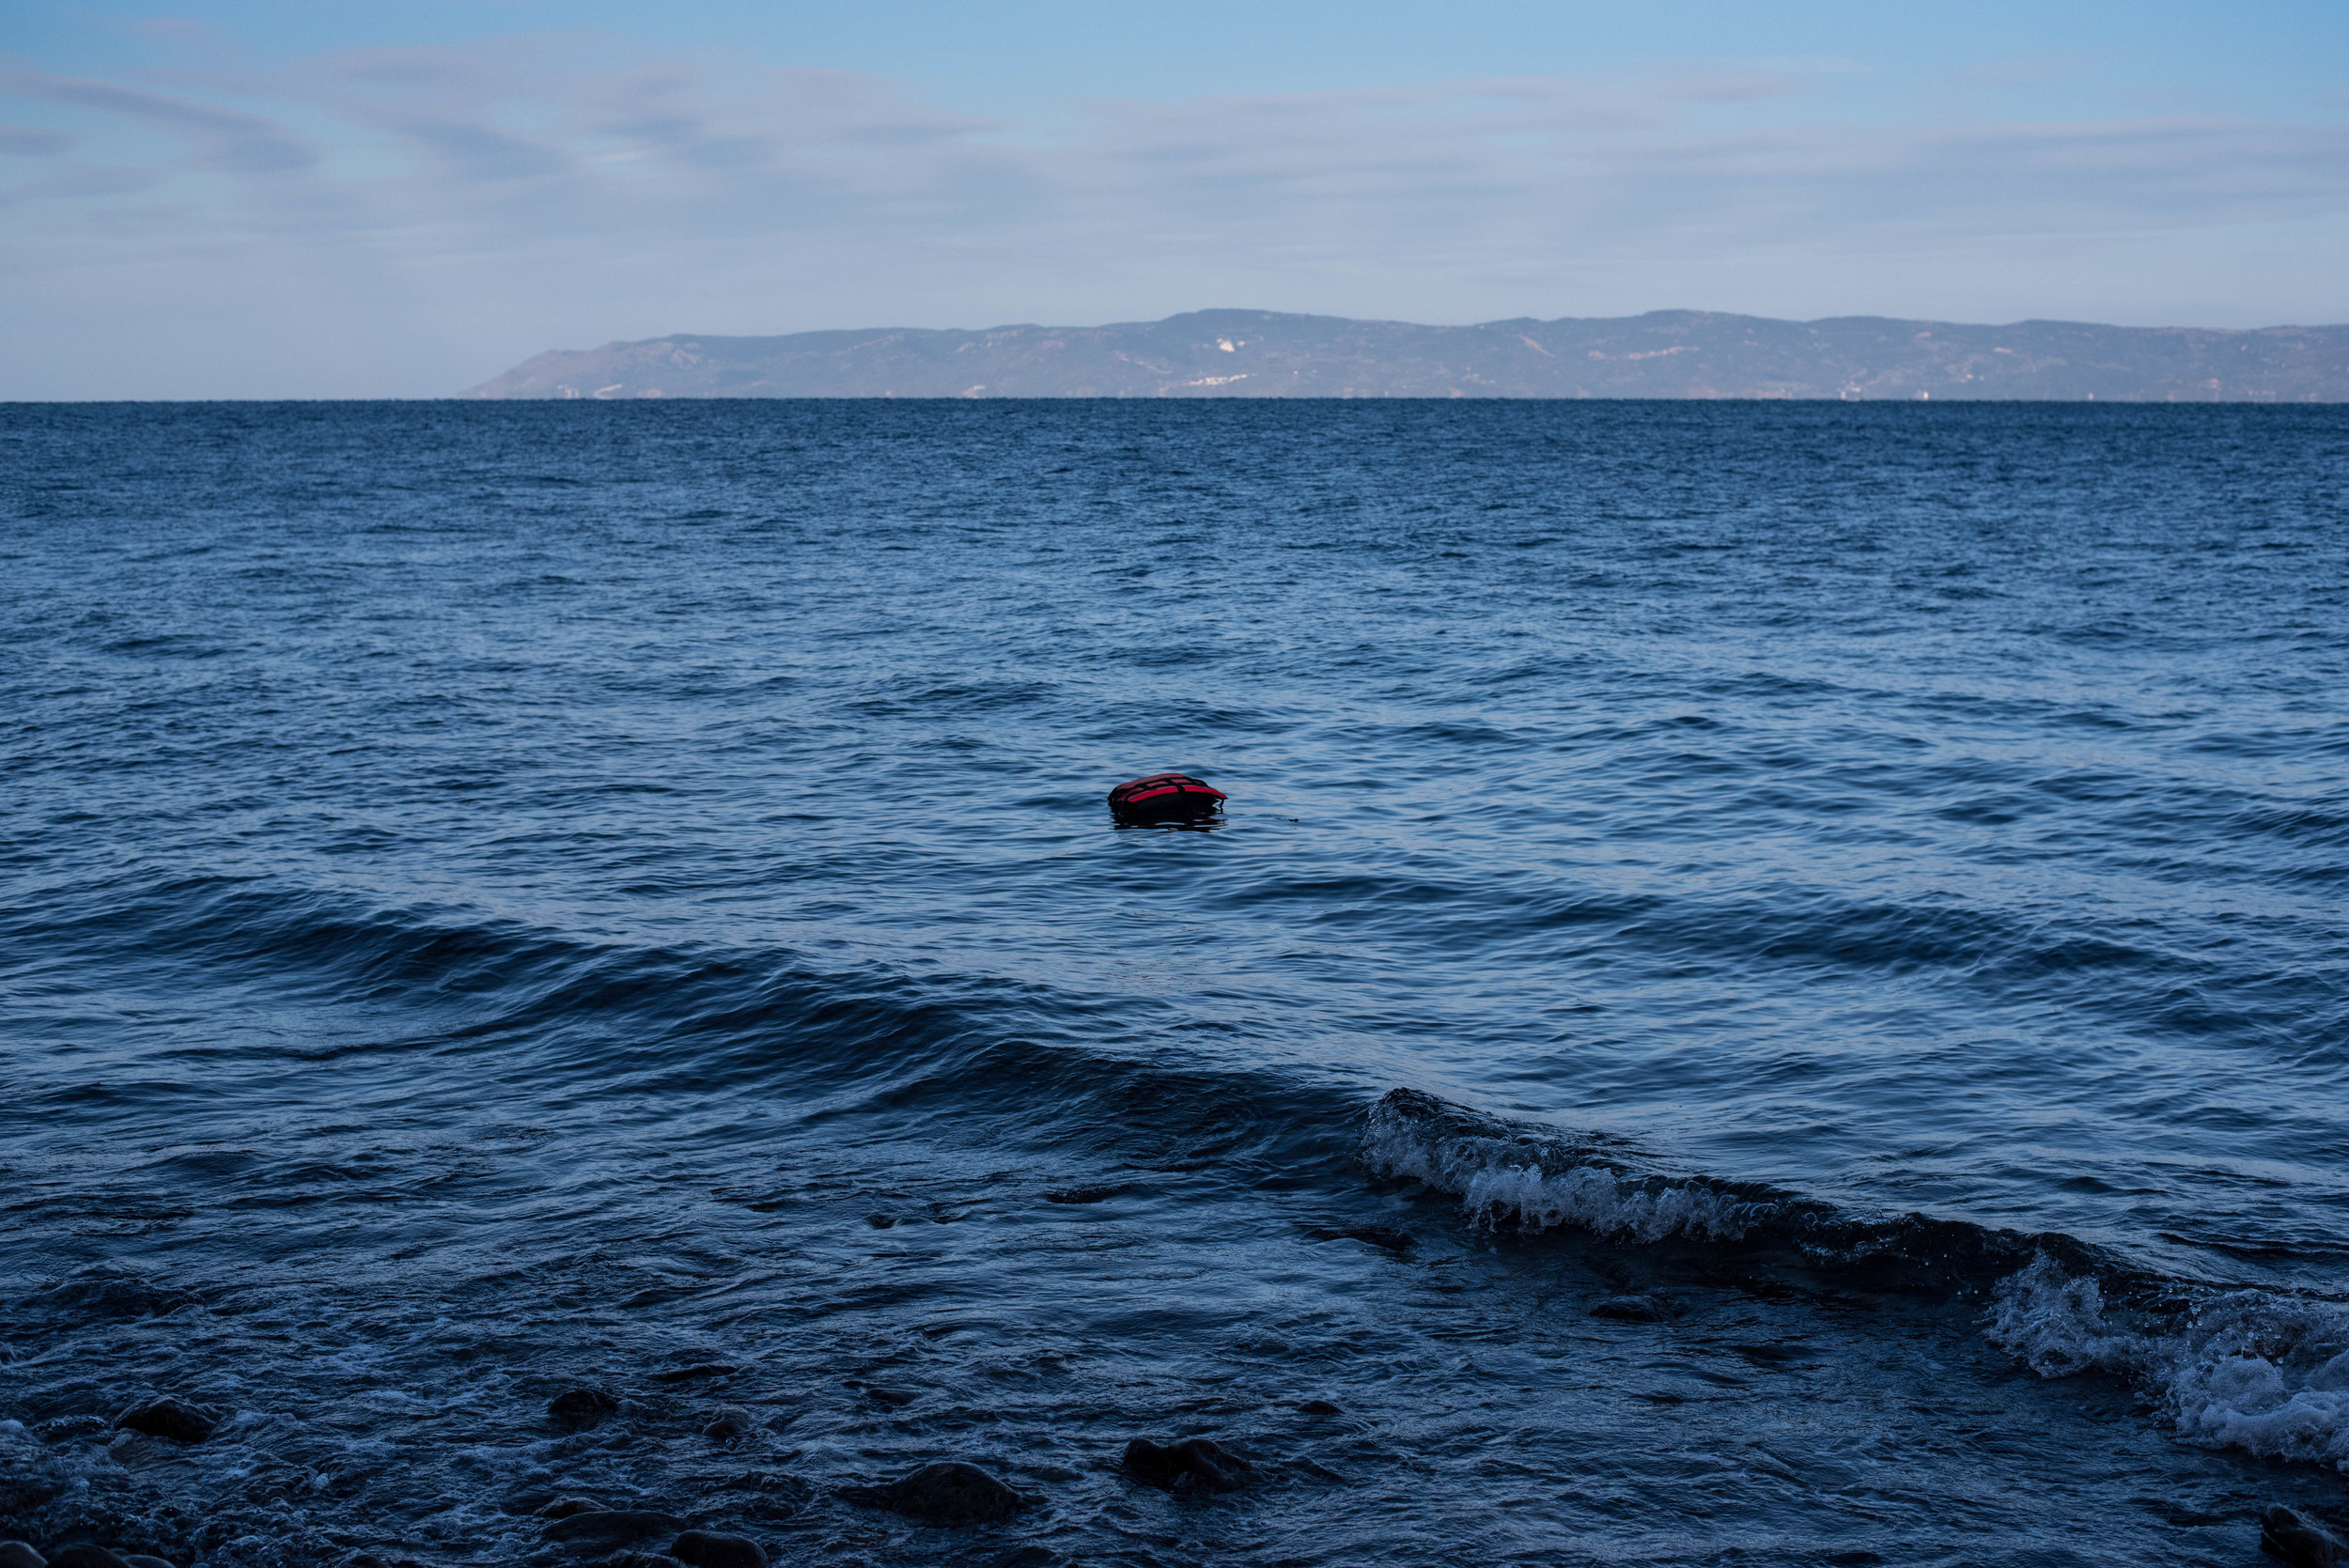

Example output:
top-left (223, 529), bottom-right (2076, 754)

top-left (2, 876), bottom-right (1374, 1180)
top-left (1362, 1087), bottom-right (1758, 1244)
top-left (1991, 1254), bottom-right (2349, 1473)
top-left (1368, 1085), bottom-right (2349, 1476)
top-left (1361, 1086), bottom-right (2111, 1289)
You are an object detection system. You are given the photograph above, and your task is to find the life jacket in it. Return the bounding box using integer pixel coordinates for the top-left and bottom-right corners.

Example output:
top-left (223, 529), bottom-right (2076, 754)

top-left (1107, 772), bottom-right (1226, 825)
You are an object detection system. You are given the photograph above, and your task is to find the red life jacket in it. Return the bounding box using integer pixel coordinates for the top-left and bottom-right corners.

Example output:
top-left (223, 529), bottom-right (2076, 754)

top-left (1107, 772), bottom-right (1226, 825)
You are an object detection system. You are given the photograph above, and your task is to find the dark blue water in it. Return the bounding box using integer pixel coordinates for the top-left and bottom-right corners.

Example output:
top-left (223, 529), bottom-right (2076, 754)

top-left (4, 400), bottom-right (2346, 1568)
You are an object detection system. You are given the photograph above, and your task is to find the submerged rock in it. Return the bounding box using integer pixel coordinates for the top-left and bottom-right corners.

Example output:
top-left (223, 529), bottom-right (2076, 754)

top-left (537, 1497), bottom-right (607, 1520)
top-left (2262, 1506), bottom-right (2347, 1567)
top-left (840, 1461), bottom-right (1022, 1525)
top-left (703, 1409), bottom-right (755, 1443)
top-left (1043, 1185), bottom-right (1123, 1205)
top-left (0, 1543), bottom-right (43, 1568)
top-left (547, 1388), bottom-right (622, 1430)
top-left (1122, 1436), bottom-right (1254, 1494)
top-left (541, 1510), bottom-right (689, 1548)
top-left (1298, 1399), bottom-right (1342, 1416)
top-left (1297, 1222), bottom-right (1415, 1254)
top-left (987, 1549), bottom-right (1057, 1568)
top-left (668, 1530), bottom-right (767, 1568)
top-left (1590, 1295), bottom-right (1671, 1323)
top-left (114, 1398), bottom-right (218, 1445)
top-left (122, 1558), bottom-right (177, 1568)
top-left (46, 1549), bottom-right (132, 1568)
top-left (651, 1362), bottom-right (739, 1384)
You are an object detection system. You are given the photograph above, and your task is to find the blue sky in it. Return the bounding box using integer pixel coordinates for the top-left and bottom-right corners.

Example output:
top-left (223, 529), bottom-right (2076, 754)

top-left (4, 0), bottom-right (2344, 396)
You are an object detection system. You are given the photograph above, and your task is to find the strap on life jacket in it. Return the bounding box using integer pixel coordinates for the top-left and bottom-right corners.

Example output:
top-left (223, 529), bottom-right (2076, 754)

top-left (1108, 772), bottom-right (1226, 819)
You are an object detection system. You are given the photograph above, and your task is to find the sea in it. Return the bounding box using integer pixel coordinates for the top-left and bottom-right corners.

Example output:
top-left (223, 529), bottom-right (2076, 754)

top-left (2, 399), bottom-right (2345, 1568)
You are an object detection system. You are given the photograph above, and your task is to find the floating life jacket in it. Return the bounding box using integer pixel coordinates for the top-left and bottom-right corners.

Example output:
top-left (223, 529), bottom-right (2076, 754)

top-left (1107, 772), bottom-right (1226, 825)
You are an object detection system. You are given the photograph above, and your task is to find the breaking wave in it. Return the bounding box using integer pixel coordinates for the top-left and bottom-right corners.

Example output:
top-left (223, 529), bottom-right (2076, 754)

top-left (1367, 1086), bottom-right (2349, 1475)
top-left (1361, 1086), bottom-right (2116, 1290)
top-left (1990, 1255), bottom-right (2349, 1473)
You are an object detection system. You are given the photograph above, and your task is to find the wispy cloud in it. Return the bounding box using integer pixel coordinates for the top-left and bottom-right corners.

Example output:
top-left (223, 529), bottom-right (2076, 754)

top-left (0, 122), bottom-right (74, 154)
top-left (1, 31), bottom-right (2342, 395)
top-left (0, 62), bottom-right (314, 172)
top-left (10, 35), bottom-right (2331, 241)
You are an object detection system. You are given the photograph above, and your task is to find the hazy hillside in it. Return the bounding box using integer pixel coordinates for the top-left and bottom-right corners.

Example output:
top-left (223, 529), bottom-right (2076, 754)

top-left (464, 308), bottom-right (2349, 401)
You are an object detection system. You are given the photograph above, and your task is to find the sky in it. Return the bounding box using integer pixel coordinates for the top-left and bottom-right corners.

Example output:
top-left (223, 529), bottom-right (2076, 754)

top-left (2, 1), bottom-right (2345, 397)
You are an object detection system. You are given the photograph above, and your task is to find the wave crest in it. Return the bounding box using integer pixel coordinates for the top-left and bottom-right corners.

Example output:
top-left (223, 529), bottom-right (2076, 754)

top-left (1361, 1086), bottom-right (2107, 1287)
top-left (1992, 1254), bottom-right (2349, 1472)
top-left (1368, 1087), bottom-right (2349, 1476)
top-left (1362, 1086), bottom-right (1761, 1242)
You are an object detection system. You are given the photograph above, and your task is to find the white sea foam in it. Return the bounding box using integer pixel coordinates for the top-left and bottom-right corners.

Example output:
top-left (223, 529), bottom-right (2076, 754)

top-left (1989, 1253), bottom-right (2349, 1472)
top-left (1453, 1158), bottom-right (1755, 1242)
top-left (1983, 1254), bottom-right (2150, 1377)
top-left (1362, 1103), bottom-right (1759, 1243)
top-left (1372, 1091), bottom-right (2349, 1477)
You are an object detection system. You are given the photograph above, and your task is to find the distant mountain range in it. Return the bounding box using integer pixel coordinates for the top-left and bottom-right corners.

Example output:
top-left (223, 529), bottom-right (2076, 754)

top-left (464, 308), bottom-right (2349, 401)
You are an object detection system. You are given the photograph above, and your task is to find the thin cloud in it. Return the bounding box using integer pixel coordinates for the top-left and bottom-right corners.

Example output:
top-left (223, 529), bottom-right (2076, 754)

top-left (0, 161), bottom-right (162, 205)
top-left (5, 40), bottom-right (2341, 246)
top-left (2, 31), bottom-right (2341, 395)
top-left (375, 115), bottom-right (570, 181)
top-left (0, 64), bottom-right (314, 171)
top-left (0, 122), bottom-right (73, 154)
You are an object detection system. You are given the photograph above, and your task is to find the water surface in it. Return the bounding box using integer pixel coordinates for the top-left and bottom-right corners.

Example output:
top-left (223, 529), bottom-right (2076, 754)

top-left (3, 400), bottom-right (2346, 1567)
